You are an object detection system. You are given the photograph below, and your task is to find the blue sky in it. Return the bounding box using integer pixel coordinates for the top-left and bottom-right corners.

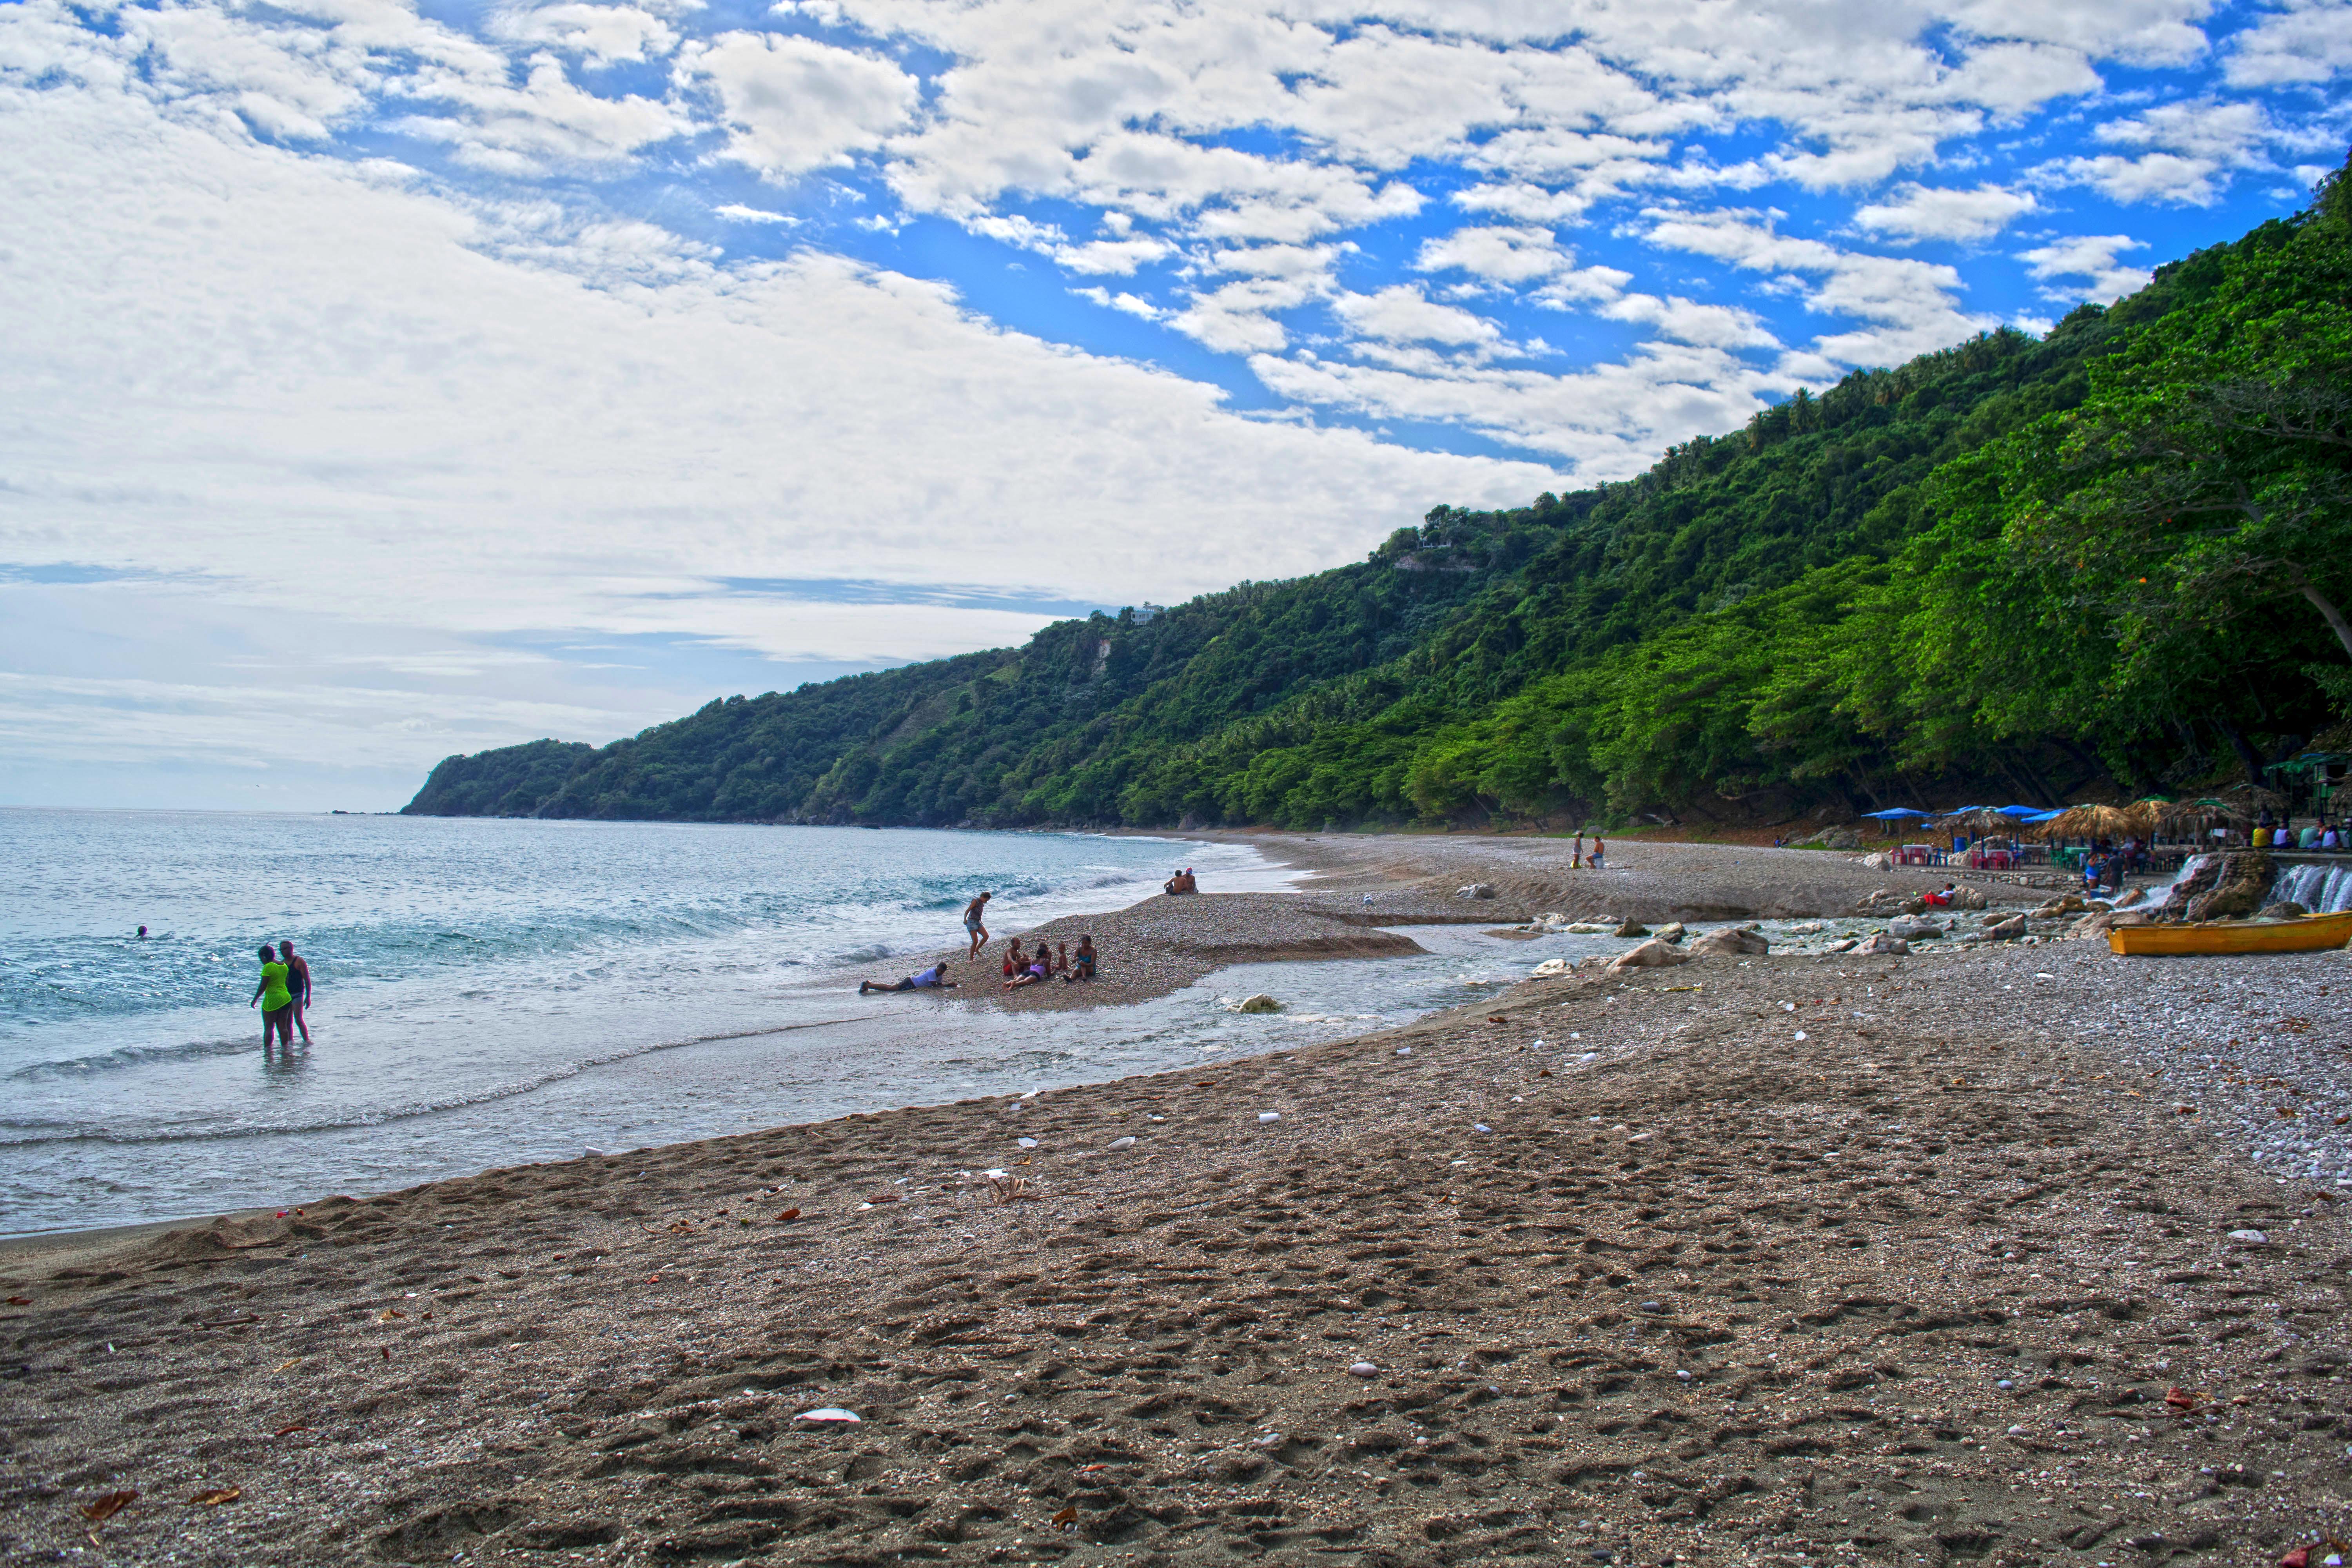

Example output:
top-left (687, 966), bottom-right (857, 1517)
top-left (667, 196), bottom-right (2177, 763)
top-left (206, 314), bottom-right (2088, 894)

top-left (2, 0), bottom-right (2348, 808)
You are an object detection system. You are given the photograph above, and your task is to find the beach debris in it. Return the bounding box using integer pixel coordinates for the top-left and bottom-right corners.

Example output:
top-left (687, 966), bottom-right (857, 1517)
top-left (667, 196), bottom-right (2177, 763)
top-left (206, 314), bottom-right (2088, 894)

top-left (583, 1146), bottom-right (606, 1158)
top-left (1237, 993), bottom-right (1281, 1013)
top-left (1016, 1137), bottom-right (1039, 1149)
top-left (5, 1296), bottom-right (31, 1306)
top-left (1530, 958), bottom-right (1572, 978)
top-left (794, 1407), bottom-right (861, 1424)
top-left (1348, 1361), bottom-right (1381, 1377)
top-left (79, 1492), bottom-right (136, 1523)
top-left (272, 1423), bottom-right (309, 1437)
top-left (1474, 1123), bottom-right (1492, 1132)
top-left (1109, 1136), bottom-right (1137, 1149)
top-left (1455, 883), bottom-right (1497, 899)
top-left (2165, 1387), bottom-right (2199, 1412)
top-left (2282, 1547), bottom-right (2316, 1568)
top-left (1258, 1111), bottom-right (1281, 1123)
top-left (1396, 1046), bottom-right (1411, 1055)
top-left (1052, 1504), bottom-right (1078, 1532)
top-left (1688, 925), bottom-right (1769, 956)
top-left (774, 1207), bottom-right (801, 1222)
top-left (187, 1487), bottom-right (241, 1507)
top-left (2228, 1228), bottom-right (2270, 1244)
top-left (1487, 1014), bottom-right (1508, 1024)
top-left (1608, 937), bottom-right (1691, 971)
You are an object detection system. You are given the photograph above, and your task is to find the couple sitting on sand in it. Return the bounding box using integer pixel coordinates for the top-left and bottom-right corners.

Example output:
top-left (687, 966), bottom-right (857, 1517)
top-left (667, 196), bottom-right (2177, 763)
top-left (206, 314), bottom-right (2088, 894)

top-left (1002, 935), bottom-right (1096, 988)
top-left (1163, 867), bottom-right (1198, 895)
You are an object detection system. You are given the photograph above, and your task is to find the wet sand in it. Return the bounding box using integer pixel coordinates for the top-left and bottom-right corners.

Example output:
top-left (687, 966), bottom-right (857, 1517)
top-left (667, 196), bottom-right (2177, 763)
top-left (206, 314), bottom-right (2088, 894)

top-left (7, 911), bottom-right (2350, 1566)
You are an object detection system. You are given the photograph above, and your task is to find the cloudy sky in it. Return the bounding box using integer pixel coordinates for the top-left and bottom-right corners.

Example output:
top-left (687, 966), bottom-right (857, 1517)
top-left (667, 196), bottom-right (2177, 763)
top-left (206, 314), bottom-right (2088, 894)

top-left (2, 0), bottom-right (2347, 809)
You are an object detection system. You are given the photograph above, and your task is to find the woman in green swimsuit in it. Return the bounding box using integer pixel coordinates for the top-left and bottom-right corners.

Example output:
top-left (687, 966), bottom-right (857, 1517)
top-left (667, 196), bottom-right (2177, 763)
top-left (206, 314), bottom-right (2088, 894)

top-left (250, 944), bottom-right (295, 1051)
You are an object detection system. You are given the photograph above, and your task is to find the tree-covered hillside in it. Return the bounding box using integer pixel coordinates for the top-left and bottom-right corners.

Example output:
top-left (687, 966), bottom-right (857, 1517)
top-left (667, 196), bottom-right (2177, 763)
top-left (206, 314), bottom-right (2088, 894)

top-left (408, 164), bottom-right (2352, 830)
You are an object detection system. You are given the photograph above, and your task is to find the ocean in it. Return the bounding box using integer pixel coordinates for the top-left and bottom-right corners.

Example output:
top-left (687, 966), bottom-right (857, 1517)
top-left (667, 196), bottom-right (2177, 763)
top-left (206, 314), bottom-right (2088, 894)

top-left (0, 810), bottom-right (1550, 1236)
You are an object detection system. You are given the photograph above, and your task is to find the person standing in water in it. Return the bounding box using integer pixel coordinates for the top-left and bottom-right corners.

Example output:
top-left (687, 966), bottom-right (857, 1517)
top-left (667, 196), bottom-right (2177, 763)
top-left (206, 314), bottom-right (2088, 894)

top-left (963, 892), bottom-right (993, 960)
top-left (279, 938), bottom-right (313, 1045)
top-left (250, 944), bottom-right (294, 1052)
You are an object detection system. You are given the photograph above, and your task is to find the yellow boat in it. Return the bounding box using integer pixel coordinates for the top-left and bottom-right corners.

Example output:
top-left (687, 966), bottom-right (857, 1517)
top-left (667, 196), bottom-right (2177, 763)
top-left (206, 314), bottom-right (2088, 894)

top-left (2109, 910), bottom-right (2352, 955)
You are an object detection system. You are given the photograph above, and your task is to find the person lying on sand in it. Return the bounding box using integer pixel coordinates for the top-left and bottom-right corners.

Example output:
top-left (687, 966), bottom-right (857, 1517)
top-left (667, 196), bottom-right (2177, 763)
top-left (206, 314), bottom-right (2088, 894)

top-left (1003, 955), bottom-right (1052, 989)
top-left (1063, 935), bottom-right (1097, 982)
top-left (859, 962), bottom-right (956, 995)
top-left (1923, 882), bottom-right (1956, 907)
top-left (1163, 867), bottom-right (1198, 895)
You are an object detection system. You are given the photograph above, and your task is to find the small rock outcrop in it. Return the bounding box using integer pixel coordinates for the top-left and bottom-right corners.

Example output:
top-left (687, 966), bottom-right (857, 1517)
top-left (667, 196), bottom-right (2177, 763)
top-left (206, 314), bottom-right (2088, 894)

top-left (2186, 852), bottom-right (2274, 922)
top-left (1456, 883), bottom-right (1498, 900)
top-left (1851, 933), bottom-right (1909, 955)
top-left (1608, 938), bottom-right (1691, 971)
top-left (1689, 925), bottom-right (1769, 956)
top-left (1887, 914), bottom-right (1944, 941)
top-left (1237, 993), bottom-right (1281, 1013)
top-left (2256, 900), bottom-right (2309, 920)
top-left (1655, 922), bottom-right (1686, 943)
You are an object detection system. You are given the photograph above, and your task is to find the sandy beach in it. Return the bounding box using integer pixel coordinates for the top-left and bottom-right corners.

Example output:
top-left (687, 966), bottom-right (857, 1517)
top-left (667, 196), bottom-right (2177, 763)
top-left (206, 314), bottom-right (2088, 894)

top-left (6, 834), bottom-right (2350, 1566)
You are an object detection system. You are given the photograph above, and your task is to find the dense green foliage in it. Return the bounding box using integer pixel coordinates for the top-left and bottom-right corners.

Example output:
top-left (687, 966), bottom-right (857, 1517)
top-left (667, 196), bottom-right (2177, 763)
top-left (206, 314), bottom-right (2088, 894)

top-left (408, 168), bottom-right (2352, 829)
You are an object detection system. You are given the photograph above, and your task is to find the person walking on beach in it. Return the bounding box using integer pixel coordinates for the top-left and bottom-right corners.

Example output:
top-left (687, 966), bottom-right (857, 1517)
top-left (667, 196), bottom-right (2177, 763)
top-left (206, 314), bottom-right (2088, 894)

top-left (250, 944), bottom-right (294, 1053)
top-left (1572, 831), bottom-right (1585, 869)
top-left (963, 892), bottom-right (993, 960)
top-left (279, 938), bottom-right (313, 1044)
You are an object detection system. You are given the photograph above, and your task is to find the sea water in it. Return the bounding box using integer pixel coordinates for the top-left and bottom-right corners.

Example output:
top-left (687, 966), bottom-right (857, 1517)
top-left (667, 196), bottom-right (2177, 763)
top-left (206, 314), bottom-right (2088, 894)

top-left (0, 810), bottom-right (1569, 1236)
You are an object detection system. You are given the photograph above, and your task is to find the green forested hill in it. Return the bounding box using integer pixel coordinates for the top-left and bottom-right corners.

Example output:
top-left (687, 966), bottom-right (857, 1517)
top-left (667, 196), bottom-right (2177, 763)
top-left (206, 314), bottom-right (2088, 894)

top-left (407, 168), bottom-right (2352, 829)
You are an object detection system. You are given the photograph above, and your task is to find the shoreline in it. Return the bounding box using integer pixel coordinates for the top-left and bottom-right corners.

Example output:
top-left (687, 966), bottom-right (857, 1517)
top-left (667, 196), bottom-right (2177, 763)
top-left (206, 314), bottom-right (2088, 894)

top-left (6, 935), bottom-right (2349, 1565)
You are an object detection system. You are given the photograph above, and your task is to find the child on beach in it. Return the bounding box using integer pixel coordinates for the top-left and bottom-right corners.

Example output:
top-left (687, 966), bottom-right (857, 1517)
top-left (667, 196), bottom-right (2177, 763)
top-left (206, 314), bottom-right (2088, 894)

top-left (1053, 941), bottom-right (1069, 977)
top-left (860, 963), bottom-right (956, 994)
top-left (1572, 831), bottom-right (1584, 868)
top-left (250, 944), bottom-right (294, 1051)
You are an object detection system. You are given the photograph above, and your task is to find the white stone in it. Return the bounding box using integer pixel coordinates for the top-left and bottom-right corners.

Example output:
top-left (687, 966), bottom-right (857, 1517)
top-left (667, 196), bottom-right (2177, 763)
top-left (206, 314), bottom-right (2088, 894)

top-left (1259, 1111), bottom-right (1281, 1123)
top-left (1348, 1361), bottom-right (1380, 1377)
top-left (795, 1408), bottom-right (861, 1423)
top-left (1109, 1136), bottom-right (1137, 1150)
top-left (2228, 1228), bottom-right (2270, 1244)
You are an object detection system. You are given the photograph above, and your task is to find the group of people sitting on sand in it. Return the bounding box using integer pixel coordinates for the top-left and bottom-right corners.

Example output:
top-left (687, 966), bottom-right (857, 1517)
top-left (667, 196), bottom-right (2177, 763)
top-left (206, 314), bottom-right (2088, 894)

top-left (856, 889), bottom-right (1099, 993)
top-left (999, 935), bottom-right (1097, 988)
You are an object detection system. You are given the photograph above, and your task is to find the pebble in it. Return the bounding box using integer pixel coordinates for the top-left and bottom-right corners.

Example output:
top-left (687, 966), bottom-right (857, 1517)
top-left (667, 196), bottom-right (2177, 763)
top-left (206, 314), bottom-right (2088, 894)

top-left (795, 1408), bottom-right (861, 1423)
top-left (1474, 1123), bottom-right (1492, 1133)
top-left (1347, 1362), bottom-right (1380, 1377)
top-left (2228, 1229), bottom-right (2270, 1244)
top-left (1396, 1046), bottom-right (1412, 1055)
top-left (1108, 1136), bottom-right (1137, 1150)
top-left (1258, 1112), bottom-right (1281, 1123)
top-left (1016, 1137), bottom-right (1038, 1149)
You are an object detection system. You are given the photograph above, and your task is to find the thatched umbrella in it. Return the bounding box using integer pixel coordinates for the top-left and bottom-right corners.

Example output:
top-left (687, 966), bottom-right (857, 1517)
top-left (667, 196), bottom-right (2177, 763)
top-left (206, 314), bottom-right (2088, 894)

top-left (2042, 803), bottom-right (2140, 840)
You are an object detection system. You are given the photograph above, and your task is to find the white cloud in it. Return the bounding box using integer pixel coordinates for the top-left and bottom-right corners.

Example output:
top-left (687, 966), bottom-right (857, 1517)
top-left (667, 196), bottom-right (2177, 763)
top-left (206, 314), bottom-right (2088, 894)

top-left (684, 30), bottom-right (918, 179)
top-left (1414, 224), bottom-right (1572, 283)
top-left (0, 84), bottom-right (1553, 671)
top-left (2227, 0), bottom-right (2352, 87)
top-left (715, 202), bottom-right (799, 224)
top-left (2020, 233), bottom-right (2151, 303)
top-left (1852, 181), bottom-right (2038, 243)
top-left (1331, 285), bottom-right (1503, 350)
top-left (1644, 208), bottom-right (1995, 366)
top-left (492, 3), bottom-right (678, 65)
top-left (2045, 97), bottom-right (2279, 205)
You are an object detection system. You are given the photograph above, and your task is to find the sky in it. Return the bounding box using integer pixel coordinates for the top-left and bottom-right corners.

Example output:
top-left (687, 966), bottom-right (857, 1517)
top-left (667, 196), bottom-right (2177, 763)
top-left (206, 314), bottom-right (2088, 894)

top-left (2, 0), bottom-right (2348, 810)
